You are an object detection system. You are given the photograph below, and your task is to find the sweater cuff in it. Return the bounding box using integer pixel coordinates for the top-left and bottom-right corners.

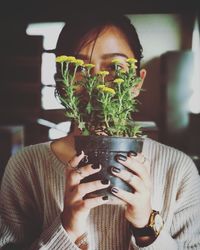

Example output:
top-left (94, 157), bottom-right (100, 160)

top-left (130, 229), bottom-right (177, 250)
top-left (30, 216), bottom-right (79, 250)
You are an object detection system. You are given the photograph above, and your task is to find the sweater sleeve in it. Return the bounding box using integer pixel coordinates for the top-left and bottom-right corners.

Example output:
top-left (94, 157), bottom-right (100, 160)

top-left (0, 152), bottom-right (79, 250)
top-left (129, 153), bottom-right (200, 250)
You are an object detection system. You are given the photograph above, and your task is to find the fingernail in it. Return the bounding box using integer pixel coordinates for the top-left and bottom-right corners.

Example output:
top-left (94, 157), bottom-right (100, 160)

top-left (101, 179), bottom-right (109, 185)
top-left (128, 151), bottom-right (137, 157)
top-left (102, 195), bottom-right (108, 200)
top-left (91, 163), bottom-right (100, 169)
top-left (111, 166), bottom-right (121, 173)
top-left (111, 187), bottom-right (119, 193)
top-left (116, 154), bottom-right (127, 162)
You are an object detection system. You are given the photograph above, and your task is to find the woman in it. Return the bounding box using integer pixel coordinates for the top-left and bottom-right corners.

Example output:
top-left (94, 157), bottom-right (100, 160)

top-left (0, 14), bottom-right (200, 250)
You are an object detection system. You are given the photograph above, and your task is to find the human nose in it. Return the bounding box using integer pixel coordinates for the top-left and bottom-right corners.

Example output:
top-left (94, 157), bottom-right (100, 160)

top-left (90, 64), bottom-right (101, 75)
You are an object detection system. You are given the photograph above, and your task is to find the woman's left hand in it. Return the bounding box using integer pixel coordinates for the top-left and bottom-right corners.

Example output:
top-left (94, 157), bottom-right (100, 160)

top-left (111, 152), bottom-right (152, 228)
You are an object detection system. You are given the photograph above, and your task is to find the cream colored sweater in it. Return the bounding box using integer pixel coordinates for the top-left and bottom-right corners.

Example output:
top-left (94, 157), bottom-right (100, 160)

top-left (0, 138), bottom-right (200, 250)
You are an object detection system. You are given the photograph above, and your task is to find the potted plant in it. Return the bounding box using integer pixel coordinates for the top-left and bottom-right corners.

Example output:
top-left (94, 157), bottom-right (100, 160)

top-left (55, 55), bottom-right (144, 196)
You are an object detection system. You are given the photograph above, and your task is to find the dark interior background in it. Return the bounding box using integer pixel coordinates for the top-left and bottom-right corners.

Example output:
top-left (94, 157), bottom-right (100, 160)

top-left (0, 0), bottom-right (200, 179)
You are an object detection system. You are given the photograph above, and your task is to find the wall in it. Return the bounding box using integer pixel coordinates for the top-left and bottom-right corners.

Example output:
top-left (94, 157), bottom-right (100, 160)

top-left (127, 14), bottom-right (194, 129)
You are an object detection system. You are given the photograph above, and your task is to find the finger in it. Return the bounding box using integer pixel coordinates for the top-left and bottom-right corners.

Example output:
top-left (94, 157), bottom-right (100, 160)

top-left (110, 186), bottom-right (136, 205)
top-left (66, 163), bottom-right (102, 189)
top-left (82, 195), bottom-right (109, 210)
top-left (111, 167), bottom-right (145, 193)
top-left (131, 153), bottom-right (150, 169)
top-left (72, 179), bottom-right (110, 200)
top-left (127, 152), bottom-right (150, 170)
top-left (128, 153), bottom-right (151, 182)
top-left (68, 151), bottom-right (85, 168)
top-left (115, 154), bottom-right (151, 188)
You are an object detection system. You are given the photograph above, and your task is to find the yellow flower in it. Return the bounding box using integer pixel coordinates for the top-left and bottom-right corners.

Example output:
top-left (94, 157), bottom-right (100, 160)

top-left (126, 58), bottom-right (138, 64)
top-left (55, 55), bottom-right (76, 63)
top-left (65, 56), bottom-right (76, 62)
top-left (84, 63), bottom-right (95, 69)
top-left (102, 87), bottom-right (116, 95)
top-left (74, 59), bottom-right (84, 66)
top-left (96, 84), bottom-right (105, 89)
top-left (119, 69), bottom-right (126, 74)
top-left (113, 78), bottom-right (124, 84)
top-left (111, 59), bottom-right (121, 64)
top-left (97, 71), bottom-right (109, 76)
top-left (56, 55), bottom-right (69, 63)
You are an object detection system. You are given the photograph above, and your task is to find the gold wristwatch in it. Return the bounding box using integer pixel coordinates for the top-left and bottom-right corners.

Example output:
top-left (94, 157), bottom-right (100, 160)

top-left (130, 210), bottom-right (164, 237)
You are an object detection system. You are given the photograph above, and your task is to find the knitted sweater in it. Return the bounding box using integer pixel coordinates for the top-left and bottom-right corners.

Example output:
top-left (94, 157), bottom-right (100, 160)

top-left (0, 138), bottom-right (200, 250)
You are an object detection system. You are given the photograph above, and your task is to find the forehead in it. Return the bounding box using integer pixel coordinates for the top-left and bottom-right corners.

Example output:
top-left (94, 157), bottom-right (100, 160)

top-left (77, 25), bottom-right (134, 60)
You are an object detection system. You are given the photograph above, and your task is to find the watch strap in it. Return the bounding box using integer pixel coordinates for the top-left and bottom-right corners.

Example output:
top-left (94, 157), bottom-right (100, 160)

top-left (130, 210), bottom-right (162, 237)
top-left (130, 223), bottom-right (156, 237)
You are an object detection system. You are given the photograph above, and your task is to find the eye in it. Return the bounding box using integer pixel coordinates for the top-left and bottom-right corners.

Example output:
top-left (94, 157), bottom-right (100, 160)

top-left (106, 63), bottom-right (128, 81)
top-left (107, 64), bottom-right (116, 72)
top-left (76, 66), bottom-right (84, 72)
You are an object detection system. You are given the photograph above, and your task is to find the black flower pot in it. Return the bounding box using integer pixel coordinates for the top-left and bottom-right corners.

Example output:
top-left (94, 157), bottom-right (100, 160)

top-left (75, 135), bottom-right (143, 195)
top-left (75, 135), bottom-right (143, 197)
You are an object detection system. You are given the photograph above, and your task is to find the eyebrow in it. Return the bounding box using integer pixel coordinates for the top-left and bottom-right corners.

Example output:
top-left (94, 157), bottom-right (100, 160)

top-left (101, 53), bottom-right (129, 60)
top-left (77, 53), bottom-right (129, 61)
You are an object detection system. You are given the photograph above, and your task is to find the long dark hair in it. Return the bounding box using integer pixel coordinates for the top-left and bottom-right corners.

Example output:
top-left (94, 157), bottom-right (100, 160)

top-left (55, 14), bottom-right (143, 74)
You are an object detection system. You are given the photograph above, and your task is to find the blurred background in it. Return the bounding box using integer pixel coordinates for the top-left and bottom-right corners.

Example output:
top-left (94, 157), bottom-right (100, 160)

top-left (0, 0), bottom-right (200, 180)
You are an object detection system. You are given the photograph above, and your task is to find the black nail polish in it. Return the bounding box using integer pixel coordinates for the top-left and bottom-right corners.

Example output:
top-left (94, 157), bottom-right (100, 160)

top-left (128, 151), bottom-right (137, 157)
top-left (116, 154), bottom-right (127, 162)
top-left (101, 179), bottom-right (109, 185)
top-left (91, 163), bottom-right (100, 169)
top-left (111, 187), bottom-right (119, 193)
top-left (102, 195), bottom-right (108, 200)
top-left (111, 166), bottom-right (121, 173)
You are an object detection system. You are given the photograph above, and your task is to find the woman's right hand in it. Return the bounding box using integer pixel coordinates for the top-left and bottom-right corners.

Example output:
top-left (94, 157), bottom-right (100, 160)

top-left (61, 151), bottom-right (110, 242)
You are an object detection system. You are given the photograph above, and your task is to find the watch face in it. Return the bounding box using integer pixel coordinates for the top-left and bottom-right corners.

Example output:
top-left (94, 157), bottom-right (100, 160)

top-left (130, 211), bottom-right (164, 237)
top-left (154, 214), bottom-right (164, 233)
